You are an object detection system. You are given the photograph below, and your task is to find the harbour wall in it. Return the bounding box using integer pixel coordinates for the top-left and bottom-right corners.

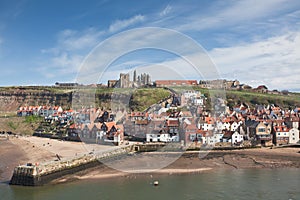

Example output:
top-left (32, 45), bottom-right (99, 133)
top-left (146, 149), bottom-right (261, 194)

top-left (9, 143), bottom-right (166, 186)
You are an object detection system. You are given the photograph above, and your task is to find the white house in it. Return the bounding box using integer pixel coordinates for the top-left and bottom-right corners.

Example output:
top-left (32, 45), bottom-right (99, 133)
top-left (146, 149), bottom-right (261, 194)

top-left (290, 118), bottom-right (299, 129)
top-left (199, 122), bottom-right (215, 131)
top-left (231, 131), bottom-right (244, 145)
top-left (183, 90), bottom-right (200, 99)
top-left (146, 132), bottom-right (179, 143)
top-left (274, 126), bottom-right (290, 146)
top-left (222, 122), bottom-right (231, 130)
top-left (230, 122), bottom-right (240, 132)
top-left (193, 98), bottom-right (204, 106)
top-left (216, 121), bottom-right (223, 131)
top-left (146, 133), bottom-right (159, 142)
top-left (202, 133), bottom-right (223, 146)
top-left (289, 127), bottom-right (299, 144)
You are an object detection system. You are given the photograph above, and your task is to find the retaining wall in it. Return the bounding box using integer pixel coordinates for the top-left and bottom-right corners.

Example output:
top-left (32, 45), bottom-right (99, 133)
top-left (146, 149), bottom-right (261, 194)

top-left (10, 144), bottom-right (136, 186)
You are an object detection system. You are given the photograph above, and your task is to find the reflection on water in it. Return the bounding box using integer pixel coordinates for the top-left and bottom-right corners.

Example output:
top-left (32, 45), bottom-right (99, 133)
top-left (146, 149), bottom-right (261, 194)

top-left (1, 169), bottom-right (300, 200)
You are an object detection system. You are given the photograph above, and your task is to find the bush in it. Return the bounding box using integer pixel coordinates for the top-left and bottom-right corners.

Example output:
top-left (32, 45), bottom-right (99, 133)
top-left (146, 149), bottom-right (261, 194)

top-left (24, 115), bottom-right (42, 123)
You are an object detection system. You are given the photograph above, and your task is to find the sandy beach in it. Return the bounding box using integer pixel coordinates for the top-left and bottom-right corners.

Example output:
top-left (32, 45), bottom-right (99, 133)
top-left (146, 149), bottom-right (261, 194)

top-left (1, 136), bottom-right (300, 184)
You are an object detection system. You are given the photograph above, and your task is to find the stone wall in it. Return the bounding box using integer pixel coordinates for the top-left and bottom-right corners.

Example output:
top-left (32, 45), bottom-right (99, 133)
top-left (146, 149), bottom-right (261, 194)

top-left (9, 145), bottom-right (135, 186)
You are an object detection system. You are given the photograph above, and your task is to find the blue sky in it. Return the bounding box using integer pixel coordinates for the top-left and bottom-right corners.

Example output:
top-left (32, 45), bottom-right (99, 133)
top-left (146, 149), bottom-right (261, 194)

top-left (0, 0), bottom-right (300, 91)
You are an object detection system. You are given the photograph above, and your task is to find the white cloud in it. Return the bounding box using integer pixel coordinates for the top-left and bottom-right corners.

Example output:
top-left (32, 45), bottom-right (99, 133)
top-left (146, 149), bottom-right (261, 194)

top-left (39, 27), bottom-right (106, 79)
top-left (73, 27), bottom-right (222, 84)
top-left (108, 14), bottom-right (145, 33)
top-left (57, 28), bottom-right (104, 51)
top-left (38, 2), bottom-right (300, 90)
top-left (51, 53), bottom-right (83, 72)
top-left (37, 52), bottom-right (84, 79)
top-left (40, 14), bottom-right (147, 79)
top-left (209, 31), bottom-right (300, 90)
top-left (160, 4), bottom-right (172, 17)
top-left (176, 0), bottom-right (300, 32)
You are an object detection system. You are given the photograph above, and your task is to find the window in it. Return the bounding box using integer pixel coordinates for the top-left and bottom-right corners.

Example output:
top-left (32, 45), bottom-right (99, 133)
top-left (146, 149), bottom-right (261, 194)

top-left (258, 128), bottom-right (265, 132)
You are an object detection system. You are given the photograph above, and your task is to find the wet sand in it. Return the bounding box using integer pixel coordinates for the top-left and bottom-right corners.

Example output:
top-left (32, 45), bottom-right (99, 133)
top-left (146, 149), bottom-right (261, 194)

top-left (1, 136), bottom-right (300, 184)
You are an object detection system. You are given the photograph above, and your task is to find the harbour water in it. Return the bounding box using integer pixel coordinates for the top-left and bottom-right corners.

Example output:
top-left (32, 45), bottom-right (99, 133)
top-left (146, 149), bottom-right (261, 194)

top-left (1, 169), bottom-right (299, 200)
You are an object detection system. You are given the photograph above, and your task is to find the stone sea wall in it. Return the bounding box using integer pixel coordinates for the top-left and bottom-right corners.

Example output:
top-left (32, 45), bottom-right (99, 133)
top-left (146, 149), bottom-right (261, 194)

top-left (10, 145), bottom-right (134, 186)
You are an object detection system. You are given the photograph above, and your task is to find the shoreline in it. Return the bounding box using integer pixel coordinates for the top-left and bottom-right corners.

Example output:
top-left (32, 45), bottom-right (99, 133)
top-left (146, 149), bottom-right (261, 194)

top-left (54, 167), bottom-right (213, 184)
top-left (1, 136), bottom-right (300, 185)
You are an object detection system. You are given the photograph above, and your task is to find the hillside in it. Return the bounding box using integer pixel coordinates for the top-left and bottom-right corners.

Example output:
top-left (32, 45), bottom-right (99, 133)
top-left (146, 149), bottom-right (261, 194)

top-left (225, 90), bottom-right (300, 109)
top-left (1, 85), bottom-right (299, 135)
top-left (0, 86), bottom-right (299, 114)
top-left (0, 86), bottom-right (171, 113)
top-left (0, 115), bottom-right (42, 135)
top-left (193, 87), bottom-right (300, 109)
top-left (167, 85), bottom-right (300, 109)
top-left (0, 86), bottom-right (73, 112)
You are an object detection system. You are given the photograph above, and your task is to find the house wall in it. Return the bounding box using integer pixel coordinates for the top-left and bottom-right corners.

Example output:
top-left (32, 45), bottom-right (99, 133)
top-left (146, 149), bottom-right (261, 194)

top-left (292, 121), bottom-right (299, 129)
top-left (222, 122), bottom-right (230, 130)
top-left (146, 134), bottom-right (158, 142)
top-left (256, 122), bottom-right (271, 135)
top-left (193, 98), bottom-right (204, 106)
top-left (231, 132), bottom-right (244, 145)
top-left (203, 134), bottom-right (223, 146)
top-left (200, 123), bottom-right (215, 131)
top-left (160, 134), bottom-right (171, 142)
top-left (230, 122), bottom-right (239, 132)
top-left (289, 128), bottom-right (300, 144)
top-left (275, 130), bottom-right (289, 145)
top-left (276, 136), bottom-right (289, 145)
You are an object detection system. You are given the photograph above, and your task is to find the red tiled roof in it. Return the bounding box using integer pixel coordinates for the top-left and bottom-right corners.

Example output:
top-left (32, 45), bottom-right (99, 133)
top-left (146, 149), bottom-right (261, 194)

top-left (167, 119), bottom-right (179, 126)
top-left (106, 121), bottom-right (118, 132)
top-left (274, 126), bottom-right (289, 132)
top-left (205, 117), bottom-right (215, 124)
top-left (130, 112), bottom-right (145, 117)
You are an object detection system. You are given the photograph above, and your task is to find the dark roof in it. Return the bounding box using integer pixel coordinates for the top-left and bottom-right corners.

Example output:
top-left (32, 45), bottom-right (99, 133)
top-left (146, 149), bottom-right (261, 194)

top-left (244, 120), bottom-right (259, 128)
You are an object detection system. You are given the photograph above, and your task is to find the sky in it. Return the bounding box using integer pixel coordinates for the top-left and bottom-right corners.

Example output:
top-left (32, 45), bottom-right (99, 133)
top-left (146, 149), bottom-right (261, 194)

top-left (0, 0), bottom-right (300, 91)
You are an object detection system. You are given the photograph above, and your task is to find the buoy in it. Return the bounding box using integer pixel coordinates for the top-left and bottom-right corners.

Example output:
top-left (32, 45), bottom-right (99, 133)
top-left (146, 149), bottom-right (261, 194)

top-left (153, 181), bottom-right (159, 186)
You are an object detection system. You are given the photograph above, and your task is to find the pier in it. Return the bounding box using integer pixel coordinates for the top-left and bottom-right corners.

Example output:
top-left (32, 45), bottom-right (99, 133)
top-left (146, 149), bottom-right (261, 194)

top-left (9, 143), bottom-right (166, 186)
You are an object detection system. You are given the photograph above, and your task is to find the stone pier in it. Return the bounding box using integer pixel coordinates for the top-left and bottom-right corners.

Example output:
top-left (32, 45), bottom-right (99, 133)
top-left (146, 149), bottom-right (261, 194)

top-left (9, 143), bottom-right (166, 186)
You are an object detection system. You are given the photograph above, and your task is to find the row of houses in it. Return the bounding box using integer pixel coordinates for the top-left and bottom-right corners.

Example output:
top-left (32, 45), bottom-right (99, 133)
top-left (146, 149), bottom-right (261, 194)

top-left (123, 89), bottom-right (300, 147)
top-left (17, 106), bottom-right (64, 117)
top-left (124, 110), bottom-right (300, 147)
top-left (17, 105), bottom-right (124, 145)
top-left (17, 89), bottom-right (300, 147)
top-left (67, 121), bottom-right (123, 145)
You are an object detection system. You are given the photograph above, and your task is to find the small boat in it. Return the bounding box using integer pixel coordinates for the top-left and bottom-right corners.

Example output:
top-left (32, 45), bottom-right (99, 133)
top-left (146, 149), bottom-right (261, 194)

top-left (153, 181), bottom-right (159, 186)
